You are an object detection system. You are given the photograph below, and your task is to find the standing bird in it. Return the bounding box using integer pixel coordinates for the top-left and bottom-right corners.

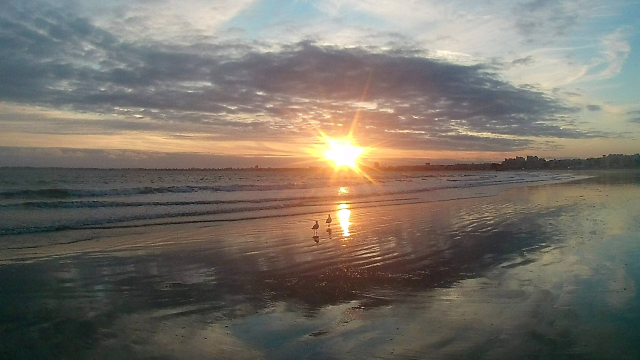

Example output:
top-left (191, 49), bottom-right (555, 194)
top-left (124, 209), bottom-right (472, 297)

top-left (312, 220), bottom-right (319, 235)
top-left (326, 214), bottom-right (332, 227)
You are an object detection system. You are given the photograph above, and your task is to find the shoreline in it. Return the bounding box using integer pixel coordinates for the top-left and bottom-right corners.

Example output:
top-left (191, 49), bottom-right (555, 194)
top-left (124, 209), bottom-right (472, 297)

top-left (0, 171), bottom-right (594, 263)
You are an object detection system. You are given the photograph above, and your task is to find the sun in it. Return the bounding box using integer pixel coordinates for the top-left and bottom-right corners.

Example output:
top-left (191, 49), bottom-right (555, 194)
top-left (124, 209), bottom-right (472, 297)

top-left (324, 138), bottom-right (364, 169)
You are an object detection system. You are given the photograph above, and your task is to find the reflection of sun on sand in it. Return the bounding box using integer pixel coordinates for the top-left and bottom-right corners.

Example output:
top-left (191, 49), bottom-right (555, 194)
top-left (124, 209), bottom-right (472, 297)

top-left (338, 203), bottom-right (351, 239)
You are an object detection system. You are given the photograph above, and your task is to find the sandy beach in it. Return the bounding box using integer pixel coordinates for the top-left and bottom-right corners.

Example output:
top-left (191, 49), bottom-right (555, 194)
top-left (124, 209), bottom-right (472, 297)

top-left (1, 171), bottom-right (640, 359)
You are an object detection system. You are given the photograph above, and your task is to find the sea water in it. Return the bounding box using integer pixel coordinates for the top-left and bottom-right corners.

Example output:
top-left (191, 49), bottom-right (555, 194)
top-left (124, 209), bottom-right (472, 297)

top-left (0, 168), bottom-right (577, 237)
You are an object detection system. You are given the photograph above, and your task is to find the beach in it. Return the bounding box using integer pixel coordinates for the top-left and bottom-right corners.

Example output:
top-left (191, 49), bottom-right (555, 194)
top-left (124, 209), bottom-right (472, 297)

top-left (1, 170), bottom-right (640, 359)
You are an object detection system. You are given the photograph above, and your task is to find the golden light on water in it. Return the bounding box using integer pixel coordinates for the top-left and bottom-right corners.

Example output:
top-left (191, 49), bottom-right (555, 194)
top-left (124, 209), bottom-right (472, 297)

top-left (338, 203), bottom-right (351, 237)
top-left (339, 187), bottom-right (349, 195)
top-left (324, 138), bottom-right (364, 169)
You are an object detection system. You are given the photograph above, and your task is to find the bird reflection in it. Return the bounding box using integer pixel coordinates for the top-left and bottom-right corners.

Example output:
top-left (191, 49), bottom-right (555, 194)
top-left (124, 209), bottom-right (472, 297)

top-left (313, 235), bottom-right (320, 244)
top-left (326, 227), bottom-right (332, 238)
top-left (338, 203), bottom-right (351, 237)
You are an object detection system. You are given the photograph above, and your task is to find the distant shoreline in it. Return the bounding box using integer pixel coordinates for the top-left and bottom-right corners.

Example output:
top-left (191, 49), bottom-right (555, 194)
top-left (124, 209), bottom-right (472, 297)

top-left (1, 153), bottom-right (638, 171)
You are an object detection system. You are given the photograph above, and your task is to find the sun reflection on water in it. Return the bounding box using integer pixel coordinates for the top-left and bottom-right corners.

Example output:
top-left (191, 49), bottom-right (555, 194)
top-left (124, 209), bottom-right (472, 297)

top-left (338, 203), bottom-right (351, 238)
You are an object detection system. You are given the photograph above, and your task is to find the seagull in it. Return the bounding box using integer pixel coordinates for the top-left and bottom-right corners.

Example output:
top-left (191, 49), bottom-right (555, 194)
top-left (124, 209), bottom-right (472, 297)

top-left (326, 214), bottom-right (332, 227)
top-left (312, 220), bottom-right (319, 235)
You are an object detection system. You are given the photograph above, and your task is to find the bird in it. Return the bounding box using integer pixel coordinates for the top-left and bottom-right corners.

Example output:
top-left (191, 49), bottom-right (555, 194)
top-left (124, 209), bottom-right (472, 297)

top-left (326, 214), bottom-right (332, 227)
top-left (312, 220), bottom-right (319, 235)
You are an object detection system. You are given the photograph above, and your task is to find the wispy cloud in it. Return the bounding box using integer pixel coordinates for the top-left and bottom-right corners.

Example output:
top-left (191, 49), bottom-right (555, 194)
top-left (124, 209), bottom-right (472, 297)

top-left (596, 26), bottom-right (633, 79)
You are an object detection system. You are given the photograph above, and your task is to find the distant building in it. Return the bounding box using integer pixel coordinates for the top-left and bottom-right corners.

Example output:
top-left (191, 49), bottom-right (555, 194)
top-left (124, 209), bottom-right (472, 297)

top-left (503, 156), bottom-right (526, 169)
top-left (525, 156), bottom-right (546, 169)
top-left (501, 153), bottom-right (640, 170)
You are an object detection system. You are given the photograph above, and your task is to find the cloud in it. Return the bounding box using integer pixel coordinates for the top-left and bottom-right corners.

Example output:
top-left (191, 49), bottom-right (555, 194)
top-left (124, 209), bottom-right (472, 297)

top-left (586, 105), bottom-right (602, 111)
top-left (628, 110), bottom-right (640, 124)
top-left (0, 146), bottom-right (308, 168)
top-left (511, 56), bottom-right (535, 67)
top-left (0, 1), bottom-right (611, 154)
top-left (596, 26), bottom-right (633, 79)
top-left (513, 0), bottom-right (580, 38)
top-left (13, 0), bottom-right (257, 43)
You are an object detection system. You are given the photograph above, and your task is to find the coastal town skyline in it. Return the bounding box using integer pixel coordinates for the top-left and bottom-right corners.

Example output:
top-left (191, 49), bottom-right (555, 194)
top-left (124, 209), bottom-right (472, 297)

top-left (1, 0), bottom-right (640, 168)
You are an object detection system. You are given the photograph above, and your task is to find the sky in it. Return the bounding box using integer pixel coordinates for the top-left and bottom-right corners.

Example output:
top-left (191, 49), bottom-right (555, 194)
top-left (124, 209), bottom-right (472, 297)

top-left (0, 0), bottom-right (639, 168)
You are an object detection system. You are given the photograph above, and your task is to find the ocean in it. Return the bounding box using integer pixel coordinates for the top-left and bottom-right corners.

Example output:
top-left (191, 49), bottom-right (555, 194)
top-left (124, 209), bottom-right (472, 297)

top-left (0, 168), bottom-right (577, 238)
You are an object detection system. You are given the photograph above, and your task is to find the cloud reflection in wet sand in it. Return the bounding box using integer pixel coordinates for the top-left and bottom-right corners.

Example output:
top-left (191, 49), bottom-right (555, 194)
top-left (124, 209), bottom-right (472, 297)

top-left (1, 173), bottom-right (640, 359)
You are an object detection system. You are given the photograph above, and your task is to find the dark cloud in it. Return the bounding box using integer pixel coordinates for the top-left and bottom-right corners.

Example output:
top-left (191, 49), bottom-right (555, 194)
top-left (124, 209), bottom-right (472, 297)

top-left (513, 0), bottom-right (579, 39)
top-left (520, 0), bottom-right (556, 12)
top-left (627, 110), bottom-right (640, 124)
top-left (511, 56), bottom-right (535, 66)
top-left (562, 91), bottom-right (582, 97)
top-left (586, 104), bottom-right (602, 111)
top-left (0, 2), bottom-right (604, 152)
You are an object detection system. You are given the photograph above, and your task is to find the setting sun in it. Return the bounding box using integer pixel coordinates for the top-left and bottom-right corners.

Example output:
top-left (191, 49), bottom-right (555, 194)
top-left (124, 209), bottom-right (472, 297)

top-left (324, 139), bottom-right (364, 169)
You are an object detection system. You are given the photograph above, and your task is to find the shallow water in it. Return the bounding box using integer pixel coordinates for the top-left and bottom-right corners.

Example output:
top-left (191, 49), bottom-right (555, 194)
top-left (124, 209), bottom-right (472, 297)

top-left (0, 168), bottom-right (576, 237)
top-left (1, 171), bottom-right (639, 359)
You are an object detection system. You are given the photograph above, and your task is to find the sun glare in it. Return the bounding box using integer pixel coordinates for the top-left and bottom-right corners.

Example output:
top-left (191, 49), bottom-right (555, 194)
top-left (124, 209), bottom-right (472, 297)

top-left (324, 139), bottom-right (364, 169)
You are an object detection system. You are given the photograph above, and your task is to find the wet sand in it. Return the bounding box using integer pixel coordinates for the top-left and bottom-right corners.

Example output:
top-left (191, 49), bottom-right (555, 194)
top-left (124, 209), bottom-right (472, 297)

top-left (1, 171), bottom-right (640, 359)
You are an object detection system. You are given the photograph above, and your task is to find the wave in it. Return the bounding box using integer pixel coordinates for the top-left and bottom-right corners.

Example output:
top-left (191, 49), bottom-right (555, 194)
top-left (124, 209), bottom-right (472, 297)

top-left (1, 172), bottom-right (570, 201)
top-left (0, 174), bottom-right (575, 210)
top-left (0, 182), bottom-right (365, 200)
top-left (0, 197), bottom-right (418, 237)
top-left (0, 172), bottom-right (580, 237)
